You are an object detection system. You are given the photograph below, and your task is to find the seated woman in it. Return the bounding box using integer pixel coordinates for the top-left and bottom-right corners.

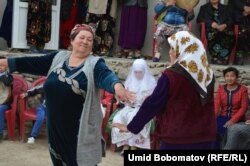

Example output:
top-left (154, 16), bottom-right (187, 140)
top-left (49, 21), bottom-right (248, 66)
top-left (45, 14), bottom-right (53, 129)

top-left (153, 0), bottom-right (194, 62)
top-left (197, 0), bottom-right (235, 65)
top-left (111, 59), bottom-right (156, 153)
top-left (215, 67), bottom-right (248, 148)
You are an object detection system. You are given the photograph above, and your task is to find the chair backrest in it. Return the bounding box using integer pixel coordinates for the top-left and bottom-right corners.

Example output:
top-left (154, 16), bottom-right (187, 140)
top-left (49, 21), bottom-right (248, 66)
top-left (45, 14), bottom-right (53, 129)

top-left (25, 76), bottom-right (47, 109)
top-left (12, 74), bottom-right (29, 96)
top-left (31, 76), bottom-right (47, 87)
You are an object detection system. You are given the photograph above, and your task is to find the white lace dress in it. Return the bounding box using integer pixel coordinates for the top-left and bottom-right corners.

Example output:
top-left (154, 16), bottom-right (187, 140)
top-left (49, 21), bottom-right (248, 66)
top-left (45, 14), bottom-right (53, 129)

top-left (111, 90), bottom-right (152, 149)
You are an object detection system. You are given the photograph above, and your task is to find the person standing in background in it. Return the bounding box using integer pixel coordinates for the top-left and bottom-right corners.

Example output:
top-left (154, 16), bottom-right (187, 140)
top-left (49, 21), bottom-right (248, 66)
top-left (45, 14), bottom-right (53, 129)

top-left (153, 0), bottom-right (194, 62)
top-left (26, 0), bottom-right (52, 52)
top-left (116, 0), bottom-right (148, 59)
top-left (228, 0), bottom-right (250, 65)
top-left (87, 0), bottom-right (118, 57)
top-left (0, 0), bottom-right (13, 49)
top-left (0, 0), bottom-right (7, 26)
top-left (59, 0), bottom-right (88, 49)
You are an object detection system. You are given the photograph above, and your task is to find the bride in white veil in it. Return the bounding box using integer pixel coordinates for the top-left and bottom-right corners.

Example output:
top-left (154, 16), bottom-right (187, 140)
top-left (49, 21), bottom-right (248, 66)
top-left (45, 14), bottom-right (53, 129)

top-left (111, 59), bottom-right (157, 152)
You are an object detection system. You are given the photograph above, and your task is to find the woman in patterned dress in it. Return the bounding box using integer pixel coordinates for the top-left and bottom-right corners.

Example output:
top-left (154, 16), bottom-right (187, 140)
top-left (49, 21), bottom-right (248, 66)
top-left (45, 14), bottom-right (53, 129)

top-left (197, 0), bottom-right (235, 65)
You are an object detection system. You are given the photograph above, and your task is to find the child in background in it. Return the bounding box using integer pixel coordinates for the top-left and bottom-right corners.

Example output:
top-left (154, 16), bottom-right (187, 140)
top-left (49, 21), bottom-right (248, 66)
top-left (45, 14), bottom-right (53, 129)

top-left (20, 84), bottom-right (46, 144)
top-left (153, 0), bottom-right (194, 62)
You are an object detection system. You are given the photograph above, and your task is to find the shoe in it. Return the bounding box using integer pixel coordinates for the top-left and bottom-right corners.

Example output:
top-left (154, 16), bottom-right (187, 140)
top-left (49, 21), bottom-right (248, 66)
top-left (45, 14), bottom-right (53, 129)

top-left (113, 51), bottom-right (122, 58)
top-left (130, 146), bottom-right (138, 150)
top-left (113, 50), bottom-right (128, 58)
top-left (121, 145), bottom-right (129, 156)
top-left (134, 50), bottom-right (142, 59)
top-left (120, 150), bottom-right (124, 156)
top-left (153, 52), bottom-right (161, 62)
top-left (0, 133), bottom-right (3, 142)
top-left (153, 57), bottom-right (160, 62)
top-left (27, 137), bottom-right (35, 144)
top-left (127, 50), bottom-right (134, 59)
top-left (234, 52), bottom-right (244, 65)
top-left (2, 130), bottom-right (7, 140)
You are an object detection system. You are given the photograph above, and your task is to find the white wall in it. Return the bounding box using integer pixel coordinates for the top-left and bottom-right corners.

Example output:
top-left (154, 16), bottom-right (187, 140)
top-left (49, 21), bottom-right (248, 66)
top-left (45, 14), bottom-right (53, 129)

top-left (113, 0), bottom-right (207, 61)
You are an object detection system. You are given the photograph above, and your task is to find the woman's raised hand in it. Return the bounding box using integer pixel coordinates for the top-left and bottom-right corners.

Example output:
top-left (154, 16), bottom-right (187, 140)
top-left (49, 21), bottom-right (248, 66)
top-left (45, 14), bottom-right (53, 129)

top-left (114, 83), bottom-right (135, 104)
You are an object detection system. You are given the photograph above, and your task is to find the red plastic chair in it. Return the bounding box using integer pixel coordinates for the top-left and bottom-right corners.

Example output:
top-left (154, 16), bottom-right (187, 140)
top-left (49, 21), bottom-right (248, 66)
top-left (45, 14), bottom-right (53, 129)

top-left (100, 89), bottom-right (117, 142)
top-left (4, 74), bottom-right (29, 141)
top-left (152, 14), bottom-right (192, 59)
top-left (199, 22), bottom-right (239, 64)
top-left (102, 101), bottom-right (118, 143)
top-left (19, 76), bottom-right (47, 141)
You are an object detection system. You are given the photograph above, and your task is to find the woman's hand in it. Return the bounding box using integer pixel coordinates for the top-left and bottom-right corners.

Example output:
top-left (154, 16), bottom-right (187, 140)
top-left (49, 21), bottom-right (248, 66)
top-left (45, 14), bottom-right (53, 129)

top-left (224, 120), bottom-right (234, 128)
top-left (243, 11), bottom-right (250, 16)
top-left (114, 83), bottom-right (135, 104)
top-left (245, 120), bottom-right (250, 125)
top-left (217, 24), bottom-right (227, 32)
top-left (244, 6), bottom-right (250, 14)
top-left (111, 123), bottom-right (129, 132)
top-left (211, 22), bottom-right (219, 29)
top-left (20, 93), bottom-right (28, 99)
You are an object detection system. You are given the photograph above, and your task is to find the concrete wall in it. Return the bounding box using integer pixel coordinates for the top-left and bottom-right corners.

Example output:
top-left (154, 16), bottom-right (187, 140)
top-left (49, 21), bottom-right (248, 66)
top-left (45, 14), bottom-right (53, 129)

top-left (1, 51), bottom-right (249, 96)
top-left (112, 0), bottom-right (207, 61)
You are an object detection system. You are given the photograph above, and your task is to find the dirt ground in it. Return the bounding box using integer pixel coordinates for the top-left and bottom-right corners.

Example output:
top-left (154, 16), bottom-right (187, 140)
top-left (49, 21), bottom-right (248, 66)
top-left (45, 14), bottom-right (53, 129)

top-left (0, 136), bottom-right (123, 166)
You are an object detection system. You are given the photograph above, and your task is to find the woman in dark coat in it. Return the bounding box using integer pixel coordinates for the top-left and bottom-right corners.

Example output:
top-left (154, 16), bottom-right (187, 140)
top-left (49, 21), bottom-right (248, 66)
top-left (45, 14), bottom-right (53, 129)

top-left (197, 0), bottom-right (235, 65)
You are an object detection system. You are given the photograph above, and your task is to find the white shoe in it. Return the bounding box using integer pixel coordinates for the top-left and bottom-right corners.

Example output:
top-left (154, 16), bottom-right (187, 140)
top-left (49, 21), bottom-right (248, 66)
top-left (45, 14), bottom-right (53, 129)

top-left (27, 137), bottom-right (35, 144)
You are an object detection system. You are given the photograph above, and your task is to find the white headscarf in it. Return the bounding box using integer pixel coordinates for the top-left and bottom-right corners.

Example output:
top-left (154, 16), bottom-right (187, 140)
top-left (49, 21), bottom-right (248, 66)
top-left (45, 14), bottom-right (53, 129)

top-left (167, 31), bottom-right (214, 97)
top-left (125, 59), bottom-right (157, 94)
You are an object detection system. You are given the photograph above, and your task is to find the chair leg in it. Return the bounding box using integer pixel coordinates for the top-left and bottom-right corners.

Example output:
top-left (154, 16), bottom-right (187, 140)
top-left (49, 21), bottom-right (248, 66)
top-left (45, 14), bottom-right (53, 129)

top-left (5, 113), bottom-right (15, 141)
top-left (9, 116), bottom-right (15, 141)
top-left (110, 143), bottom-right (117, 152)
top-left (229, 47), bottom-right (237, 65)
top-left (229, 25), bottom-right (239, 64)
top-left (6, 116), bottom-right (13, 141)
